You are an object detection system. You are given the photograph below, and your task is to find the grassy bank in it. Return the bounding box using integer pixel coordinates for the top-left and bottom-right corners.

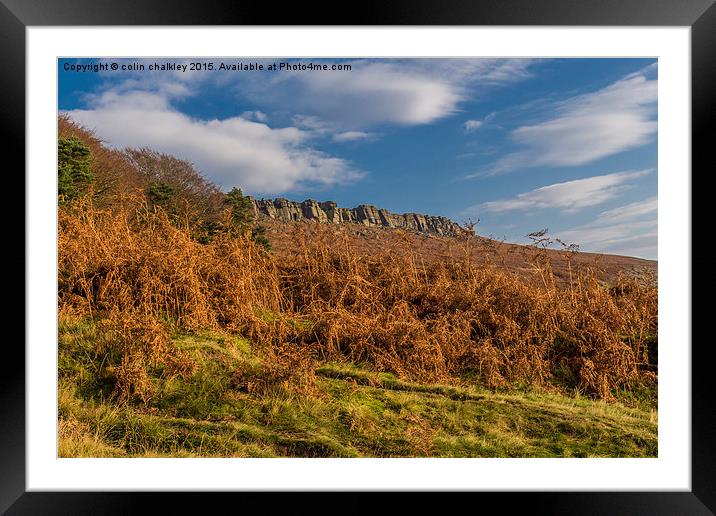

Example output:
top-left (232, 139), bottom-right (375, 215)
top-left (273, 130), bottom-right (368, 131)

top-left (59, 318), bottom-right (657, 458)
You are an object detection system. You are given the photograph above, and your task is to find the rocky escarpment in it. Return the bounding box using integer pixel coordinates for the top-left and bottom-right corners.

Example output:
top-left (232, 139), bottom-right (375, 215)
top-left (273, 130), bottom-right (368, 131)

top-left (247, 197), bottom-right (470, 237)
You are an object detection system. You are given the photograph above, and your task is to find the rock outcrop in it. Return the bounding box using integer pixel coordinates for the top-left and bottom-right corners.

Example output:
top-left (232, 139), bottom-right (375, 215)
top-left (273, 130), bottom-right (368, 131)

top-left (247, 197), bottom-right (469, 237)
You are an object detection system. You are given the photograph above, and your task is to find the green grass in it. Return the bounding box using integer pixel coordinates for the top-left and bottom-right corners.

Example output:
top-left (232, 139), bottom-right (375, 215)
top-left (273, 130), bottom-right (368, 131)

top-left (58, 318), bottom-right (658, 458)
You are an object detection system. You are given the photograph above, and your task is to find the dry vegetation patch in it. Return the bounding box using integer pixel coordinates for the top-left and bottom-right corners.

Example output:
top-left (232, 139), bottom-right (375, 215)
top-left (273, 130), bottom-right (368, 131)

top-left (59, 198), bottom-right (657, 401)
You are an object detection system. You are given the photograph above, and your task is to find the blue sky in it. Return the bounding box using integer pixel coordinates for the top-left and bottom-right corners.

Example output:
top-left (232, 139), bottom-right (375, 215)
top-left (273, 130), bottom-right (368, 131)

top-left (58, 58), bottom-right (658, 259)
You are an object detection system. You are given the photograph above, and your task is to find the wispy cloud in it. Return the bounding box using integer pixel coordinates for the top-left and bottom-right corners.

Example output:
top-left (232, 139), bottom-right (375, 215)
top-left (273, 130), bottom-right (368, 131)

top-left (64, 91), bottom-right (364, 194)
top-left (463, 120), bottom-right (483, 132)
top-left (463, 112), bottom-right (496, 133)
top-left (473, 169), bottom-right (652, 214)
top-left (465, 68), bottom-right (657, 178)
top-left (291, 114), bottom-right (333, 133)
top-left (591, 196), bottom-right (657, 224)
top-left (259, 59), bottom-right (540, 130)
top-left (332, 131), bottom-right (377, 143)
top-left (555, 196), bottom-right (657, 259)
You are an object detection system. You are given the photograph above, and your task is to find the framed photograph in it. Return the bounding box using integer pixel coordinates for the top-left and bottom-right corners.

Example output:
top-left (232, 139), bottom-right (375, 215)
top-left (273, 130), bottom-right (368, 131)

top-left (7, 0), bottom-right (712, 513)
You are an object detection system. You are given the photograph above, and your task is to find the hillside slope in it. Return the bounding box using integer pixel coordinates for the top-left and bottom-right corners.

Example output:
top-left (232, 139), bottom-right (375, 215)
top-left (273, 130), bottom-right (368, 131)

top-left (258, 219), bottom-right (657, 285)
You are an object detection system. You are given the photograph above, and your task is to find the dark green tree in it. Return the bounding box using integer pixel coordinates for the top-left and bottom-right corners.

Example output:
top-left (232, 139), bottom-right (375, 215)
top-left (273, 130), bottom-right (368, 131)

top-left (251, 225), bottom-right (271, 251)
top-left (224, 187), bottom-right (270, 250)
top-left (148, 181), bottom-right (175, 208)
top-left (58, 137), bottom-right (94, 203)
top-left (224, 187), bottom-right (254, 228)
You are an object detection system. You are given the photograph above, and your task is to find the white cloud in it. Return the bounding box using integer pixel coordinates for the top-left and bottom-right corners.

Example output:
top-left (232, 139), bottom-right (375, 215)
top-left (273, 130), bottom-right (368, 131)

top-left (290, 116), bottom-right (379, 144)
top-left (90, 58), bottom-right (212, 101)
top-left (282, 62), bottom-right (463, 127)
top-left (291, 114), bottom-right (333, 134)
top-left (332, 131), bottom-right (377, 143)
top-left (463, 112), bottom-right (496, 133)
top-left (463, 120), bottom-right (483, 132)
top-left (261, 59), bottom-right (540, 130)
top-left (467, 68), bottom-right (657, 177)
top-left (64, 91), bottom-right (364, 194)
top-left (555, 197), bottom-right (658, 259)
top-left (591, 196), bottom-right (657, 224)
top-left (475, 169), bottom-right (652, 214)
top-left (560, 222), bottom-right (657, 258)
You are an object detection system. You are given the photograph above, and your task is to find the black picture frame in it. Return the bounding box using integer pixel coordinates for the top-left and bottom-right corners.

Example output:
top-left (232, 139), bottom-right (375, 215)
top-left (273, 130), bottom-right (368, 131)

top-left (5, 0), bottom-right (713, 513)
